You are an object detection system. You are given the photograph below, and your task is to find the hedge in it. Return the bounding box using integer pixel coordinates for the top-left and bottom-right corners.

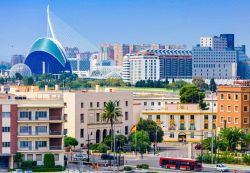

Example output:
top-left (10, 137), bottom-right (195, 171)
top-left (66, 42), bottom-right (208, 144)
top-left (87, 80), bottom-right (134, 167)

top-left (32, 165), bottom-right (65, 172)
top-left (44, 153), bottom-right (55, 168)
top-left (136, 164), bottom-right (149, 169)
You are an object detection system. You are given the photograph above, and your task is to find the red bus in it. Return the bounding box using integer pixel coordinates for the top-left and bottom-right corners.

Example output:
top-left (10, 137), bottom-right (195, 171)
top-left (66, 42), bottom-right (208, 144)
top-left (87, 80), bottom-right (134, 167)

top-left (159, 157), bottom-right (202, 171)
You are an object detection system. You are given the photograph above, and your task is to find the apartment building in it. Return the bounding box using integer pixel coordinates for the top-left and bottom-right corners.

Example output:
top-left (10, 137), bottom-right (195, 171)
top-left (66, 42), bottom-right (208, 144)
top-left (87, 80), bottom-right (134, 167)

top-left (140, 103), bottom-right (216, 142)
top-left (0, 93), bottom-right (64, 169)
top-left (217, 80), bottom-right (250, 132)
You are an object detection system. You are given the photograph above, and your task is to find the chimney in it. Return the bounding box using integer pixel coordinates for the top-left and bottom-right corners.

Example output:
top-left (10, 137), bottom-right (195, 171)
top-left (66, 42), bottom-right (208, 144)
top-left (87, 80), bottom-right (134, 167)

top-left (55, 84), bottom-right (59, 91)
top-left (96, 85), bottom-right (100, 92)
top-left (45, 85), bottom-right (48, 92)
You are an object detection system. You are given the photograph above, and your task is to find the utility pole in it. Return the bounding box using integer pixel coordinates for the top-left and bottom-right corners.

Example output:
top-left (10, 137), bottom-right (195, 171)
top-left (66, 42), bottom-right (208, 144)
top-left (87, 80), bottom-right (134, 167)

top-left (211, 90), bottom-right (214, 164)
top-left (86, 134), bottom-right (90, 163)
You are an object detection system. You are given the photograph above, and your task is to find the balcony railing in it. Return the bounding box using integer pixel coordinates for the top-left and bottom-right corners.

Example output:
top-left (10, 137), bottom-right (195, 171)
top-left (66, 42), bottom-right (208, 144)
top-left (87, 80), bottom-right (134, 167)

top-left (168, 126), bottom-right (176, 130)
top-left (179, 127), bottom-right (186, 130)
top-left (18, 116), bottom-right (62, 121)
top-left (49, 116), bottom-right (62, 120)
top-left (189, 127), bottom-right (196, 130)
top-left (49, 130), bottom-right (62, 135)
top-left (50, 146), bottom-right (62, 150)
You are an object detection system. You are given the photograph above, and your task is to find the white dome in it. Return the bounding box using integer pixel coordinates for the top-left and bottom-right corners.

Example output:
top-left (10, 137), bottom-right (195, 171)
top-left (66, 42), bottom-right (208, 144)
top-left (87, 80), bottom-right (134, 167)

top-left (10, 63), bottom-right (32, 77)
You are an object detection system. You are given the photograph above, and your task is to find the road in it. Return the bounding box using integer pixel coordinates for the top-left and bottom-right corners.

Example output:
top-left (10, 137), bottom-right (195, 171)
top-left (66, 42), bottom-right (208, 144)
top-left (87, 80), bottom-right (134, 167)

top-left (124, 144), bottom-right (250, 173)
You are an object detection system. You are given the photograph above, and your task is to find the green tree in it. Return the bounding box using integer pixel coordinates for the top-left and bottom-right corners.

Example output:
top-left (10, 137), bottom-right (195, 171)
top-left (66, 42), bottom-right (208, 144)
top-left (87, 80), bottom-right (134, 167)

top-left (64, 136), bottom-right (79, 148)
top-left (101, 100), bottom-right (123, 150)
top-left (165, 77), bottom-right (169, 85)
top-left (103, 134), bottom-right (128, 149)
top-left (180, 84), bottom-right (207, 109)
top-left (210, 78), bottom-right (217, 92)
top-left (136, 118), bottom-right (164, 142)
top-left (192, 77), bottom-right (208, 91)
top-left (23, 77), bottom-right (34, 85)
top-left (44, 153), bottom-right (55, 168)
top-left (131, 130), bottom-right (151, 158)
top-left (14, 152), bottom-right (24, 168)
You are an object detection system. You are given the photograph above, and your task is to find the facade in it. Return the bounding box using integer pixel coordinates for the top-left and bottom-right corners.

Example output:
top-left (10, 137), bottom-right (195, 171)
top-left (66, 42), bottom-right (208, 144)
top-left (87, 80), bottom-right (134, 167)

top-left (10, 55), bottom-right (25, 66)
top-left (99, 44), bottom-right (114, 61)
top-left (146, 49), bottom-right (192, 79)
top-left (122, 53), bottom-right (160, 85)
top-left (217, 80), bottom-right (250, 132)
top-left (64, 47), bottom-right (80, 59)
top-left (25, 37), bottom-right (72, 75)
top-left (0, 93), bottom-right (64, 169)
top-left (140, 103), bottom-right (216, 142)
top-left (114, 44), bottom-right (130, 66)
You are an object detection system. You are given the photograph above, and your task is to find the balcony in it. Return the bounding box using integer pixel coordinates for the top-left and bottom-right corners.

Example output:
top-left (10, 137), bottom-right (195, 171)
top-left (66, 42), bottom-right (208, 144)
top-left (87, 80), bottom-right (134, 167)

top-left (49, 146), bottom-right (63, 150)
top-left (49, 116), bottom-right (62, 121)
top-left (189, 126), bottom-right (196, 130)
top-left (190, 119), bottom-right (195, 124)
top-left (18, 130), bottom-right (62, 136)
top-left (18, 115), bottom-right (63, 122)
top-left (49, 130), bottom-right (62, 135)
top-left (179, 119), bottom-right (185, 123)
top-left (179, 127), bottom-right (186, 130)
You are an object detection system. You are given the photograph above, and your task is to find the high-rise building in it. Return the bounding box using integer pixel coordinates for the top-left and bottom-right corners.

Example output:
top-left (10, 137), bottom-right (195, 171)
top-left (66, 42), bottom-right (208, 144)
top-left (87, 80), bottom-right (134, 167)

top-left (217, 80), bottom-right (250, 132)
top-left (122, 52), bottom-right (160, 85)
top-left (114, 44), bottom-right (130, 66)
top-left (64, 47), bottom-right (80, 59)
top-left (99, 44), bottom-right (114, 61)
top-left (0, 90), bottom-right (64, 169)
top-left (10, 55), bottom-right (25, 66)
top-left (151, 44), bottom-right (165, 50)
top-left (146, 49), bottom-right (192, 79)
top-left (193, 34), bottom-right (237, 79)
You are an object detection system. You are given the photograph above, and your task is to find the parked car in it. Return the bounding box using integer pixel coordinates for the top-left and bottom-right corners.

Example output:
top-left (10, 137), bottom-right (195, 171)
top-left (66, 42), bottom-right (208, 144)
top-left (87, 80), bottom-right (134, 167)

top-left (13, 169), bottom-right (23, 173)
top-left (101, 153), bottom-right (114, 160)
top-left (215, 164), bottom-right (229, 172)
top-left (73, 153), bottom-right (88, 161)
top-left (25, 171), bottom-right (32, 173)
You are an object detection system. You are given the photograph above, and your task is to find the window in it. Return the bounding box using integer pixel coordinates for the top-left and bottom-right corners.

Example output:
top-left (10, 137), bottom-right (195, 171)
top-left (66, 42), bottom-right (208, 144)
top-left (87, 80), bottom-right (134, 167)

top-left (213, 115), bottom-right (216, 120)
top-left (151, 102), bottom-right (154, 106)
top-left (220, 94), bottom-right (224, 100)
top-left (190, 115), bottom-right (194, 120)
top-left (63, 129), bottom-right (68, 135)
top-left (220, 105), bottom-right (224, 112)
top-left (20, 126), bottom-right (32, 133)
top-left (80, 114), bottom-right (84, 123)
top-left (97, 102), bottom-right (99, 107)
top-left (243, 117), bottom-right (249, 124)
top-left (227, 106), bottom-right (231, 112)
top-left (54, 154), bottom-right (59, 161)
top-left (170, 132), bottom-right (174, 138)
top-left (204, 124), bottom-right (208, 129)
top-left (19, 141), bottom-right (32, 148)
top-left (80, 129), bottom-right (84, 138)
top-left (158, 102), bottom-right (161, 106)
top-left (81, 102), bottom-right (84, 108)
top-left (64, 102), bottom-right (67, 107)
top-left (2, 142), bottom-right (10, 147)
top-left (2, 112), bottom-right (10, 118)
top-left (235, 106), bottom-right (238, 112)
top-left (125, 101), bottom-right (128, 106)
top-left (117, 101), bottom-right (120, 107)
top-left (35, 111), bottom-right (47, 119)
top-left (35, 141), bottom-right (47, 149)
top-left (2, 127), bottom-right (10, 132)
top-left (27, 154), bottom-right (33, 161)
top-left (180, 115), bottom-right (184, 120)
top-left (156, 115), bottom-right (160, 120)
top-left (244, 94), bottom-right (249, 101)
top-left (20, 111), bottom-right (31, 119)
top-left (204, 115), bottom-right (208, 120)
top-left (144, 102), bottom-right (147, 106)
top-left (90, 102), bottom-right (93, 108)
top-left (227, 94), bottom-right (231, 100)
top-left (104, 102), bottom-right (106, 106)
top-left (36, 126), bottom-right (47, 133)
top-left (125, 126), bottom-right (128, 135)
top-left (204, 132), bottom-right (208, 138)
top-left (235, 117), bottom-right (239, 124)
top-left (228, 117), bottom-right (231, 123)
top-left (125, 112), bottom-right (128, 120)
top-left (36, 154), bottom-right (42, 161)
top-left (213, 123), bottom-right (216, 129)
top-left (235, 94), bottom-right (239, 100)
top-left (64, 114), bottom-right (68, 122)
top-left (220, 116), bottom-right (224, 123)
top-left (244, 106), bottom-right (249, 112)
top-left (190, 132), bottom-right (194, 138)
top-left (96, 113), bottom-right (100, 122)
top-left (148, 115), bottom-right (152, 120)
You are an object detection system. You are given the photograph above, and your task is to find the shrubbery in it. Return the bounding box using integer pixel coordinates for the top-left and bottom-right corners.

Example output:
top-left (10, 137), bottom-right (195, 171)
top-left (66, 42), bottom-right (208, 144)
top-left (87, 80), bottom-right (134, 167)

top-left (124, 166), bottom-right (132, 171)
top-left (21, 160), bottom-right (37, 169)
top-left (44, 153), bottom-right (55, 168)
top-left (243, 154), bottom-right (250, 165)
top-left (90, 143), bottom-right (108, 153)
top-left (136, 164), bottom-right (149, 169)
top-left (32, 165), bottom-right (65, 172)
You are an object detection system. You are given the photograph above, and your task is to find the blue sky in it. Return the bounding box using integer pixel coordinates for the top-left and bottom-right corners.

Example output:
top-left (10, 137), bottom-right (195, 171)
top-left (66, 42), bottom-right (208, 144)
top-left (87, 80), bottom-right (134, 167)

top-left (1, 0), bottom-right (250, 60)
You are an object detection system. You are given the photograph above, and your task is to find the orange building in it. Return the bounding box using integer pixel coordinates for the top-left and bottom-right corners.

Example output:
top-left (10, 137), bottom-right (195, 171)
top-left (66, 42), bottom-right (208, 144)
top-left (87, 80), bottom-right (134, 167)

top-left (217, 80), bottom-right (250, 132)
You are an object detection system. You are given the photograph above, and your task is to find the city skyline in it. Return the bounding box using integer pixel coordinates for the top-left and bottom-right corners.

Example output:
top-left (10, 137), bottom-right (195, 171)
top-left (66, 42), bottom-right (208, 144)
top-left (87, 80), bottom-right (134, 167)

top-left (1, 0), bottom-right (250, 60)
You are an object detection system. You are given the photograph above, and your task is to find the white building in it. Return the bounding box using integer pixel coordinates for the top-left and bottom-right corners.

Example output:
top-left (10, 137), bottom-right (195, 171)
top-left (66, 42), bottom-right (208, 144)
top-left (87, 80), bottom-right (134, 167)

top-left (122, 53), bottom-right (160, 85)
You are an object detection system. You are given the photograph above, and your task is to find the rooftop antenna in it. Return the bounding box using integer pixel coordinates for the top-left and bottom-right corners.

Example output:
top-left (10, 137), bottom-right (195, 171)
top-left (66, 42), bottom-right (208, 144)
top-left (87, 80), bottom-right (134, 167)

top-left (47, 4), bottom-right (56, 39)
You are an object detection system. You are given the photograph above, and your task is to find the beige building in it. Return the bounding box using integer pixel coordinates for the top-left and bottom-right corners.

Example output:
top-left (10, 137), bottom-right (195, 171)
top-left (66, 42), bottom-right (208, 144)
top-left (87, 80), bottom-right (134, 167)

top-left (0, 92), bottom-right (64, 168)
top-left (9, 85), bottom-right (134, 148)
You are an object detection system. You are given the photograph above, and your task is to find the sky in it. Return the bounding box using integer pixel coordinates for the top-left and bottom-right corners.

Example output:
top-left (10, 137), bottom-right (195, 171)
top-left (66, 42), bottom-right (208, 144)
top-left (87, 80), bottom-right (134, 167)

top-left (1, 0), bottom-right (250, 60)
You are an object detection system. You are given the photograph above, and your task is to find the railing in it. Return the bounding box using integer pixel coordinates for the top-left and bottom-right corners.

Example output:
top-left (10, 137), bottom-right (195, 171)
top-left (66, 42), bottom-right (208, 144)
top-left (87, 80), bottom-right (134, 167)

top-left (19, 146), bottom-right (32, 151)
top-left (189, 127), bottom-right (196, 130)
top-left (179, 127), bottom-right (186, 130)
top-left (49, 116), bottom-right (62, 120)
top-left (18, 131), bottom-right (48, 136)
top-left (49, 146), bottom-right (62, 150)
top-left (49, 130), bottom-right (62, 135)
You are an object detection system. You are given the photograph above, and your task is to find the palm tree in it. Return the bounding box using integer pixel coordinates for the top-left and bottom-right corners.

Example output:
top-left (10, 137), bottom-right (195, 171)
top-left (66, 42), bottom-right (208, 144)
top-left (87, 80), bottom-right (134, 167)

top-left (101, 100), bottom-right (123, 149)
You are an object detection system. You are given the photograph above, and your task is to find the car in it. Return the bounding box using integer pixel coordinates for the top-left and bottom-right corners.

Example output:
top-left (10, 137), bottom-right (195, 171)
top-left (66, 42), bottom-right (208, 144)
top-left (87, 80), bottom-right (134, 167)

top-left (215, 164), bottom-right (229, 172)
top-left (101, 153), bottom-right (114, 160)
top-left (73, 153), bottom-right (88, 161)
top-left (25, 171), bottom-right (32, 173)
top-left (13, 169), bottom-right (23, 173)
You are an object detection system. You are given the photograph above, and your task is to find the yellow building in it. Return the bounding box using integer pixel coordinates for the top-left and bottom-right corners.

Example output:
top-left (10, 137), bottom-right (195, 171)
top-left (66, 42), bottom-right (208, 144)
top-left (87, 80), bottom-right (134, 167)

top-left (141, 104), bottom-right (216, 143)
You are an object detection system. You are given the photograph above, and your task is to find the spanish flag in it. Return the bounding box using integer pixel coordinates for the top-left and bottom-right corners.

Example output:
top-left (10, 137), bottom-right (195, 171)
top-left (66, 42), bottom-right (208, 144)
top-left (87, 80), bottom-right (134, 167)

top-left (131, 125), bottom-right (137, 133)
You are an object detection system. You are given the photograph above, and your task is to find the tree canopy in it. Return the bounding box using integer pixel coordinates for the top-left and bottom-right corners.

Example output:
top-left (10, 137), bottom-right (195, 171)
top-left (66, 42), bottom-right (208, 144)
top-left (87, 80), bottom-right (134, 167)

top-left (136, 118), bottom-right (164, 142)
top-left (131, 130), bottom-right (151, 157)
top-left (192, 77), bottom-right (208, 91)
top-left (64, 136), bottom-right (79, 148)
